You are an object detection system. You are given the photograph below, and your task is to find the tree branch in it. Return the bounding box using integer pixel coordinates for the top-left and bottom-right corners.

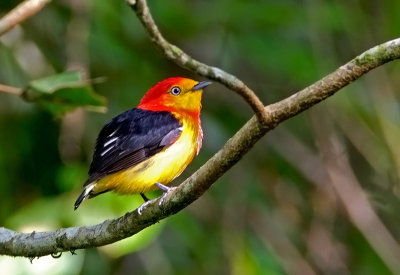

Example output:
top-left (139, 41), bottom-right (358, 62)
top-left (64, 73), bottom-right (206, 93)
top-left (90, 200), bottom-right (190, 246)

top-left (0, 83), bottom-right (22, 95)
top-left (1, 37), bottom-right (399, 257)
top-left (0, 0), bottom-right (52, 36)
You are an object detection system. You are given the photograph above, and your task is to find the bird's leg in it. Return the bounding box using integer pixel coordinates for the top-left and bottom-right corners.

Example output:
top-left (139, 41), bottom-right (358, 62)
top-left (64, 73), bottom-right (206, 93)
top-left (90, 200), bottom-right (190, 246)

top-left (137, 184), bottom-right (176, 215)
top-left (155, 182), bottom-right (170, 192)
top-left (155, 182), bottom-right (176, 206)
top-left (140, 193), bottom-right (149, 202)
top-left (138, 193), bottom-right (151, 215)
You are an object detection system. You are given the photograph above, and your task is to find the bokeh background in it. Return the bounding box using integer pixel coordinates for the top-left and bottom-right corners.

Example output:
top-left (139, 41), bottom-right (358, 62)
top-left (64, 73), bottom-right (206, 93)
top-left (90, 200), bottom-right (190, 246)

top-left (1, 0), bottom-right (400, 274)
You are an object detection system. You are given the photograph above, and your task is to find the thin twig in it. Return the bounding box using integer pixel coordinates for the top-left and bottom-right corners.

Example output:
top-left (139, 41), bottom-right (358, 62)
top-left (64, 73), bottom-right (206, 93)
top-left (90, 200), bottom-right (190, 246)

top-left (1, 38), bottom-right (399, 257)
top-left (127, 0), bottom-right (269, 123)
top-left (0, 83), bottom-right (23, 95)
top-left (0, 0), bottom-right (52, 36)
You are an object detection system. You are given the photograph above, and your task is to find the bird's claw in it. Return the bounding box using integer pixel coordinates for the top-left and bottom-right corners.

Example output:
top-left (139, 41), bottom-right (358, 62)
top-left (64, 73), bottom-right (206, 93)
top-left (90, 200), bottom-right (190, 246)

top-left (138, 183), bottom-right (176, 214)
top-left (137, 200), bottom-right (152, 215)
top-left (158, 186), bottom-right (176, 206)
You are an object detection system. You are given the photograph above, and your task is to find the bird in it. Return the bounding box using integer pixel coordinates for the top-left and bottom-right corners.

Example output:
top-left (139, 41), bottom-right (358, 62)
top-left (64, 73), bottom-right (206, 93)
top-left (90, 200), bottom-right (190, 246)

top-left (74, 77), bottom-right (211, 211)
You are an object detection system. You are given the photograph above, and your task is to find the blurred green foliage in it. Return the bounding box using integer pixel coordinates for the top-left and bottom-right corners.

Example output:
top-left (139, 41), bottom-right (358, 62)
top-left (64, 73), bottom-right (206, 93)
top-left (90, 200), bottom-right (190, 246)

top-left (23, 71), bottom-right (107, 114)
top-left (1, 0), bottom-right (400, 274)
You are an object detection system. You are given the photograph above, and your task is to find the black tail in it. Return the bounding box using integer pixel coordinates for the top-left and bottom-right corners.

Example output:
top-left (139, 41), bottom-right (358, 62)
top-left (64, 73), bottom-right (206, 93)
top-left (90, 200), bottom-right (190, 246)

top-left (74, 191), bottom-right (87, 210)
top-left (74, 183), bottom-right (95, 210)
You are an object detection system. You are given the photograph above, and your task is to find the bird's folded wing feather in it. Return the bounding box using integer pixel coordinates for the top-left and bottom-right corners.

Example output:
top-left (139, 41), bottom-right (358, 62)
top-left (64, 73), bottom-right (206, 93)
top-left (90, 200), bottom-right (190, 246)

top-left (85, 108), bottom-right (182, 185)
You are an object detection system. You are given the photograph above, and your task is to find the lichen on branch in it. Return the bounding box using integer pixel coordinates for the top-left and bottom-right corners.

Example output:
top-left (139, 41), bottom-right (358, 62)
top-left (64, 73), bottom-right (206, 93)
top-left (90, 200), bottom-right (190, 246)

top-left (0, 0), bottom-right (400, 259)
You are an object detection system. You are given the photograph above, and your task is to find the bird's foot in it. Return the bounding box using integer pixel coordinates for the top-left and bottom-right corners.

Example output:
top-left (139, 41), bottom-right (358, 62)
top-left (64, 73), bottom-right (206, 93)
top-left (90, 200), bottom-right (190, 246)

top-left (137, 193), bottom-right (152, 215)
top-left (137, 184), bottom-right (175, 214)
top-left (155, 182), bottom-right (176, 206)
top-left (137, 200), bottom-right (151, 215)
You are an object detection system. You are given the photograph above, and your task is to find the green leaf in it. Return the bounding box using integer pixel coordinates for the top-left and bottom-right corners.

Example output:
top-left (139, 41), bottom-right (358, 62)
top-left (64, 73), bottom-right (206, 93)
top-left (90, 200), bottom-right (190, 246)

top-left (22, 71), bottom-right (107, 115)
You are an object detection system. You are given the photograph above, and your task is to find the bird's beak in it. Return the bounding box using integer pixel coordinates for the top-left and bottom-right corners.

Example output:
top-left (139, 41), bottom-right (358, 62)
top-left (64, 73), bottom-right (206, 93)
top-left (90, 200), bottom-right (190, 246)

top-left (192, 81), bottom-right (212, 91)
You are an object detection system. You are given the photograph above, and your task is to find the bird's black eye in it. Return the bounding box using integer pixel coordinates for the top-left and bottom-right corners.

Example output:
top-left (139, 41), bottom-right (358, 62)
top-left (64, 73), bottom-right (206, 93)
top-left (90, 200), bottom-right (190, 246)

top-left (170, 86), bottom-right (181, 95)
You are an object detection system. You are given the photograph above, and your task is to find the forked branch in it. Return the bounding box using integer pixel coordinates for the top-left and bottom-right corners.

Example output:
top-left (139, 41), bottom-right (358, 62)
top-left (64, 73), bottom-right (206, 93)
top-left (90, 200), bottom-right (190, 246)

top-left (1, 35), bottom-right (399, 257)
top-left (127, 0), bottom-right (269, 123)
top-left (1, 0), bottom-right (400, 261)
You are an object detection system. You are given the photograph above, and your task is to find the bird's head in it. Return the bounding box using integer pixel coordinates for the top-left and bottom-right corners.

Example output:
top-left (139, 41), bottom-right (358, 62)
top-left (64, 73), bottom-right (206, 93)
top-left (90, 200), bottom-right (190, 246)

top-left (138, 77), bottom-right (211, 117)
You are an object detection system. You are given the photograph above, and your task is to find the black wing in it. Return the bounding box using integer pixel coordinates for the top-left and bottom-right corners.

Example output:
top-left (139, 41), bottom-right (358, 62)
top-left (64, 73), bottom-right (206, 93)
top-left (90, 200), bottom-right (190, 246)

top-left (85, 108), bottom-right (182, 185)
